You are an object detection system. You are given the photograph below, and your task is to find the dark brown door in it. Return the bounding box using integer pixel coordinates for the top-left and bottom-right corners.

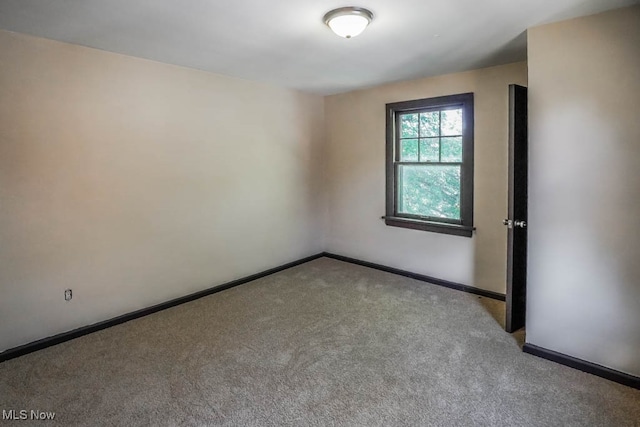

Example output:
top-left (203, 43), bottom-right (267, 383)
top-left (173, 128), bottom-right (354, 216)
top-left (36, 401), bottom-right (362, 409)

top-left (505, 84), bottom-right (528, 333)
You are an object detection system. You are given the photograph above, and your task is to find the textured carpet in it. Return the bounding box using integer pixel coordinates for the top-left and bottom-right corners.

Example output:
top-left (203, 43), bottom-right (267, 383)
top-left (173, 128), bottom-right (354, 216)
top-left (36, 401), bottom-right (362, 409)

top-left (0, 258), bottom-right (638, 426)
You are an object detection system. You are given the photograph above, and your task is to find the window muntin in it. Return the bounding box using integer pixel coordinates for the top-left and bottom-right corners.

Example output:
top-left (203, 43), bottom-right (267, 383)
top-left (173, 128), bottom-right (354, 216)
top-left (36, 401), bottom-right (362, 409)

top-left (396, 106), bottom-right (463, 222)
top-left (385, 93), bottom-right (474, 237)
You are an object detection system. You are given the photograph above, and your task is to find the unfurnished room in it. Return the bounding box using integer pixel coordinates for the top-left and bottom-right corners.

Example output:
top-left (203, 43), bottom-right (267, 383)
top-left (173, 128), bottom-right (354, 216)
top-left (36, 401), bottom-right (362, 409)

top-left (0, 0), bottom-right (639, 425)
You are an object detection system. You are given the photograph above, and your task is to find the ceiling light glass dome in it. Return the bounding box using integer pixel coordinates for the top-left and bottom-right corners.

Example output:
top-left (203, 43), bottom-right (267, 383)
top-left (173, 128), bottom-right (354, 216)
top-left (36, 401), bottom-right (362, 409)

top-left (323, 7), bottom-right (374, 38)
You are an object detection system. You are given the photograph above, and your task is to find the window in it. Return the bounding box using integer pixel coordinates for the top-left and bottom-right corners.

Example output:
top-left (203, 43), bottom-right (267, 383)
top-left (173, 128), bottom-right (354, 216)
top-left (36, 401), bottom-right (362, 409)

top-left (385, 93), bottom-right (474, 237)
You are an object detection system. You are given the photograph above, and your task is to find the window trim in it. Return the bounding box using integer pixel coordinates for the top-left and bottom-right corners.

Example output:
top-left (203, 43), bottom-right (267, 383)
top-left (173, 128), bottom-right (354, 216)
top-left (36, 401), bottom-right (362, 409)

top-left (385, 93), bottom-right (474, 237)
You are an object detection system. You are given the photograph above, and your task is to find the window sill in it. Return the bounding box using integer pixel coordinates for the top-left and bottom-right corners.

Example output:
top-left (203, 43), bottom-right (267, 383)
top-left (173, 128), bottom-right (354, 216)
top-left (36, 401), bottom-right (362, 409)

top-left (384, 216), bottom-right (474, 237)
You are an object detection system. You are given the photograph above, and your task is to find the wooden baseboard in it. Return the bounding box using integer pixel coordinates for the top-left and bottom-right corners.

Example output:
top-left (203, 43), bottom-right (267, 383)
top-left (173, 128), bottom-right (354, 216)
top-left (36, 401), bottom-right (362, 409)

top-left (0, 253), bottom-right (324, 363)
top-left (10, 252), bottom-right (633, 391)
top-left (1, 251), bottom-right (512, 363)
top-left (322, 252), bottom-right (506, 301)
top-left (523, 343), bottom-right (639, 390)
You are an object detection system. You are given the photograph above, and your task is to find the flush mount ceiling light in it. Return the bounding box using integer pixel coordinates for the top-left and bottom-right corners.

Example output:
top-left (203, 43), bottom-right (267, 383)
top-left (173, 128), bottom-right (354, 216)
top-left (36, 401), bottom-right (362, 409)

top-left (323, 7), bottom-right (374, 39)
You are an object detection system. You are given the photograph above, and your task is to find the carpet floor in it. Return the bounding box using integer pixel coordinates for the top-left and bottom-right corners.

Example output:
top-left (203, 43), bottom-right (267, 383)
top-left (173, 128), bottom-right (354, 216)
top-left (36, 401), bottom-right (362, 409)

top-left (0, 258), bottom-right (638, 426)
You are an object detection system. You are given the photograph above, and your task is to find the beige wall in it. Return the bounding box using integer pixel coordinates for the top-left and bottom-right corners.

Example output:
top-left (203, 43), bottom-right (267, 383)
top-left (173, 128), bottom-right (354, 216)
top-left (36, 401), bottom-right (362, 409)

top-left (527, 6), bottom-right (640, 376)
top-left (0, 30), bottom-right (326, 352)
top-left (324, 62), bottom-right (528, 294)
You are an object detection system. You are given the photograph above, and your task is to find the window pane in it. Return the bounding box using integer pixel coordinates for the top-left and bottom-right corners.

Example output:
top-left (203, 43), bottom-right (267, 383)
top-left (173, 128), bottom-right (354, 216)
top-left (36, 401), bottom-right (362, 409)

top-left (419, 138), bottom-right (439, 162)
top-left (398, 165), bottom-right (461, 220)
top-left (400, 139), bottom-right (419, 161)
top-left (441, 109), bottom-right (462, 136)
top-left (441, 137), bottom-right (462, 162)
top-left (420, 111), bottom-right (439, 137)
top-left (400, 113), bottom-right (419, 138)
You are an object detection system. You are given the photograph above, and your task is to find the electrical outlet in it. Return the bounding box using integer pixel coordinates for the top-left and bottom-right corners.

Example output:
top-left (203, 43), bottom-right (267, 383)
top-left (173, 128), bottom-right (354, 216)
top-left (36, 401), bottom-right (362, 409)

top-left (64, 289), bottom-right (72, 301)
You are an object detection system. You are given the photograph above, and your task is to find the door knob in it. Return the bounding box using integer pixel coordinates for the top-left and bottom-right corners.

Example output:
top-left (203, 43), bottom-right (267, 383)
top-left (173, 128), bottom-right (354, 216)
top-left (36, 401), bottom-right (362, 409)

top-left (514, 220), bottom-right (527, 228)
top-left (503, 219), bottom-right (513, 228)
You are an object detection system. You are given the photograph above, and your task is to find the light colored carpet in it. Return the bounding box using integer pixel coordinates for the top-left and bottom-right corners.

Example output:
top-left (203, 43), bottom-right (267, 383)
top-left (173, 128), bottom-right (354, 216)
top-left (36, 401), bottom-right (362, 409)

top-left (0, 258), bottom-right (638, 426)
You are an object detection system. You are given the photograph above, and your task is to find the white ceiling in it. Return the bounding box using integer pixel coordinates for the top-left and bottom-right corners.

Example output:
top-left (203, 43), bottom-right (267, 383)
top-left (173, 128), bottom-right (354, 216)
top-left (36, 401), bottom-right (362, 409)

top-left (0, 0), bottom-right (637, 94)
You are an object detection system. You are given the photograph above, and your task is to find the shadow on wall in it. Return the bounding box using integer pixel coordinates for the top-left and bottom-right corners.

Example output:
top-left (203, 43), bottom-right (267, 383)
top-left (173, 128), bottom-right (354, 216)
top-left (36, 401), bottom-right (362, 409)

top-left (378, 27), bottom-right (527, 90)
top-left (467, 31), bottom-right (528, 71)
top-left (534, 100), bottom-right (640, 371)
top-left (476, 295), bottom-right (526, 348)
